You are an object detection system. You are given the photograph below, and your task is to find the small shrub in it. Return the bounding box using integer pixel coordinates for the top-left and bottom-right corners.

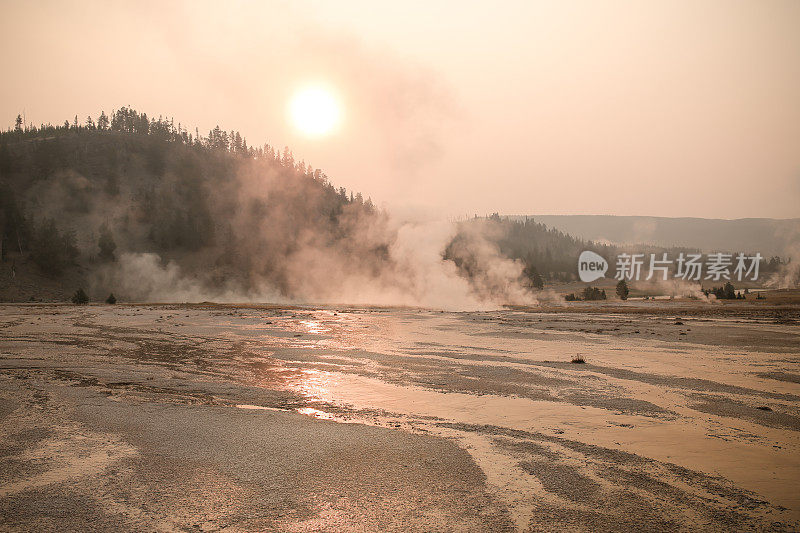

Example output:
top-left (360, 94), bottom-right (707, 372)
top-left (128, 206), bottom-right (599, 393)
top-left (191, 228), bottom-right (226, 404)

top-left (582, 286), bottom-right (606, 301)
top-left (105, 293), bottom-right (117, 304)
top-left (703, 282), bottom-right (739, 300)
top-left (571, 354), bottom-right (585, 364)
top-left (71, 288), bottom-right (89, 305)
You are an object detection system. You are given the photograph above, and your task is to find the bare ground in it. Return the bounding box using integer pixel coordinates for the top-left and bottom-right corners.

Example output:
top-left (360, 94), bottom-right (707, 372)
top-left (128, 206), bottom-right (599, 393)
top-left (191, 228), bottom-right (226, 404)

top-left (1, 302), bottom-right (798, 531)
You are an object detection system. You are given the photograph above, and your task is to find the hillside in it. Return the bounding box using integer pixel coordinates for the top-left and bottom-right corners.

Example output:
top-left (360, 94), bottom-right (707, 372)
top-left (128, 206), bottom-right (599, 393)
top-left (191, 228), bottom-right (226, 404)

top-left (0, 109), bottom-right (392, 302)
top-left (516, 215), bottom-right (800, 257)
top-left (4, 110), bottom-right (794, 305)
top-left (0, 109), bottom-right (549, 307)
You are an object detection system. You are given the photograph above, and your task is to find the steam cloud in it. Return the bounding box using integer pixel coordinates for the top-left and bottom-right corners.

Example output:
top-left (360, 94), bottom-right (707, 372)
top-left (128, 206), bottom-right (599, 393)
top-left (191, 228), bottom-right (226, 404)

top-left (78, 155), bottom-right (538, 311)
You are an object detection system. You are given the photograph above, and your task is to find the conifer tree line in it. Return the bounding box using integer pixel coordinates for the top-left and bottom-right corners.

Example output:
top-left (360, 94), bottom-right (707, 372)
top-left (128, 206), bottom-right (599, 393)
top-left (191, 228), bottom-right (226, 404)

top-left (0, 108), bottom-right (376, 287)
top-left (0, 109), bottom-right (792, 298)
top-left (3, 107), bottom-right (370, 188)
top-left (447, 213), bottom-right (790, 286)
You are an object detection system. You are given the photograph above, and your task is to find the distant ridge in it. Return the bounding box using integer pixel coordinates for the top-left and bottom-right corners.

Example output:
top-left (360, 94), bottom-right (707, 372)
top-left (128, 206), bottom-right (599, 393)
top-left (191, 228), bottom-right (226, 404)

top-left (508, 215), bottom-right (800, 257)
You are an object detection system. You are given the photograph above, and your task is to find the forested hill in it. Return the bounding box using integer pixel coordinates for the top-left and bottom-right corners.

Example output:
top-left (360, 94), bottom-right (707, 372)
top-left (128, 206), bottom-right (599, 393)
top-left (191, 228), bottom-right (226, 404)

top-left (444, 214), bottom-right (684, 286)
top-left (0, 108), bottom-right (622, 304)
top-left (445, 213), bottom-right (791, 287)
top-left (512, 215), bottom-right (800, 258)
top-left (4, 109), bottom-right (785, 304)
top-left (0, 108), bottom-right (384, 301)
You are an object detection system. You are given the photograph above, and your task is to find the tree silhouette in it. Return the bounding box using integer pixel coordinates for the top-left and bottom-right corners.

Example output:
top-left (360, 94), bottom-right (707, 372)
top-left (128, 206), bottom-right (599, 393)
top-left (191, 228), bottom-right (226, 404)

top-left (616, 279), bottom-right (629, 300)
top-left (523, 263), bottom-right (544, 289)
top-left (97, 111), bottom-right (109, 131)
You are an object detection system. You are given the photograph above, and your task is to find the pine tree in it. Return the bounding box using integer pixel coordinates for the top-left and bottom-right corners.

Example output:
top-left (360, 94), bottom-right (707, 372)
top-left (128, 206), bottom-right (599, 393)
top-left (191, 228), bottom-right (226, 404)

top-left (523, 264), bottom-right (544, 289)
top-left (282, 146), bottom-right (294, 167)
top-left (616, 279), bottom-right (629, 300)
top-left (97, 111), bottom-right (109, 131)
top-left (723, 281), bottom-right (736, 300)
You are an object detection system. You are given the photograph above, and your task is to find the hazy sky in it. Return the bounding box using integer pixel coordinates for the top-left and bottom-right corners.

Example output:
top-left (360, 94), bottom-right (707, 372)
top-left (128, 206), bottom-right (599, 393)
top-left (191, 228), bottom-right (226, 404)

top-left (2, 0), bottom-right (799, 219)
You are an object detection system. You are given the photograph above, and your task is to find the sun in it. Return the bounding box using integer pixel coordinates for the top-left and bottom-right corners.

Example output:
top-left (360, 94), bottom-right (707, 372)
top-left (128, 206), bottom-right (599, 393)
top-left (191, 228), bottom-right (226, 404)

top-left (289, 86), bottom-right (341, 137)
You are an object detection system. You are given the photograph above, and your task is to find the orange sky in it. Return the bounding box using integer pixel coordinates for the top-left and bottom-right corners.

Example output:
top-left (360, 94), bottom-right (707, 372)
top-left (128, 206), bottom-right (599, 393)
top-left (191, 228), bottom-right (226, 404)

top-left (1, 0), bottom-right (798, 218)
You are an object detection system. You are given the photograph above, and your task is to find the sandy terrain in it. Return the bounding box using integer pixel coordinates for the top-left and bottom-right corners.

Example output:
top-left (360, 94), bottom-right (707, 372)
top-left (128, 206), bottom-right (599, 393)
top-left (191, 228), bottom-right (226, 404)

top-left (1, 302), bottom-right (799, 531)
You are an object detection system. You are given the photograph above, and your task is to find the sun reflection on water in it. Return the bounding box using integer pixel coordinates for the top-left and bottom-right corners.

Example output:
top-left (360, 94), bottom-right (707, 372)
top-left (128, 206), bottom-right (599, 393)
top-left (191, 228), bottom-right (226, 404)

top-left (299, 319), bottom-right (327, 334)
top-left (290, 368), bottom-right (334, 403)
top-left (295, 407), bottom-right (337, 420)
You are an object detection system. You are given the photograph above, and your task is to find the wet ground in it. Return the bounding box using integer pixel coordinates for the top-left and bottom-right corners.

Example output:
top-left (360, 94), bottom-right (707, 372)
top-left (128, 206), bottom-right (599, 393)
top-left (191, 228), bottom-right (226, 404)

top-left (1, 303), bottom-right (799, 531)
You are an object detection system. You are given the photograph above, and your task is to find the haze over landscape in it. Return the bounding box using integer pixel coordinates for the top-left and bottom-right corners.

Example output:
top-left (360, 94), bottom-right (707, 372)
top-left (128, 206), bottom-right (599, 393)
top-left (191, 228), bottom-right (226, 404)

top-left (2, 0), bottom-right (799, 218)
top-left (513, 215), bottom-right (800, 257)
top-left (1, 2), bottom-right (799, 532)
